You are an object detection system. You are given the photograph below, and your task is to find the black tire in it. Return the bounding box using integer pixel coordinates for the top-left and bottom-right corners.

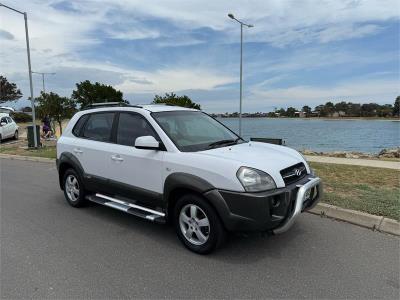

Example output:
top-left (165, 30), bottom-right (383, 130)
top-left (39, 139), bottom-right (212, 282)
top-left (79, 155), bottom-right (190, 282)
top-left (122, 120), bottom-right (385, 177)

top-left (174, 193), bottom-right (226, 254)
top-left (14, 130), bottom-right (18, 140)
top-left (62, 168), bottom-right (86, 207)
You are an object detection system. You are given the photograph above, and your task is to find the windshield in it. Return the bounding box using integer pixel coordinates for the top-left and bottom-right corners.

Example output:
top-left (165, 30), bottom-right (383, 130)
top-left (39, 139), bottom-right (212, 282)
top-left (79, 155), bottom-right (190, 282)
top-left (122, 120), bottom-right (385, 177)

top-left (152, 111), bottom-right (243, 152)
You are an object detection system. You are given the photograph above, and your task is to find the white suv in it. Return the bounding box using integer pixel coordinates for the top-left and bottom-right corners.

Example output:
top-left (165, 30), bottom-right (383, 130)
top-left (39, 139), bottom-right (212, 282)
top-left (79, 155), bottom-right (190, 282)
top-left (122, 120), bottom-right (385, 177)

top-left (57, 103), bottom-right (322, 254)
top-left (0, 113), bottom-right (19, 142)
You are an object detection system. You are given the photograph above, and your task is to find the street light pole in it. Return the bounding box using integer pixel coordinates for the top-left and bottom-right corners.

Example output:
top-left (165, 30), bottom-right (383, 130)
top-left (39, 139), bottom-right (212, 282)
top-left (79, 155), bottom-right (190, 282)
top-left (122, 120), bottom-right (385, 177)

top-left (32, 72), bottom-right (56, 93)
top-left (24, 12), bottom-right (38, 148)
top-left (0, 3), bottom-right (38, 148)
top-left (239, 23), bottom-right (243, 136)
top-left (228, 13), bottom-right (253, 137)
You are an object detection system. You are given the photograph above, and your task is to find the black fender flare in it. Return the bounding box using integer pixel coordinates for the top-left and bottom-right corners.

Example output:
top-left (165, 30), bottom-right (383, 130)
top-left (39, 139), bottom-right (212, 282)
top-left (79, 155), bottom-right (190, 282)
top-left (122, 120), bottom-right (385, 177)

top-left (163, 172), bottom-right (215, 201)
top-left (163, 173), bottom-right (234, 227)
top-left (57, 152), bottom-right (85, 189)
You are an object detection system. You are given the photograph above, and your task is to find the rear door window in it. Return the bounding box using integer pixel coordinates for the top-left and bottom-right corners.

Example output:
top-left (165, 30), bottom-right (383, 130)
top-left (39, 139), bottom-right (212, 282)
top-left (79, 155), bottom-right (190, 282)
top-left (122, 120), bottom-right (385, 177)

top-left (82, 112), bottom-right (115, 142)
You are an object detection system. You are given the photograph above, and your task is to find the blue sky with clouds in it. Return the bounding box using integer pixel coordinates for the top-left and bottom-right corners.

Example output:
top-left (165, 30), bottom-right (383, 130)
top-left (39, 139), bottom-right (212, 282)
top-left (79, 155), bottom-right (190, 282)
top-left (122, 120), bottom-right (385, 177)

top-left (0, 0), bottom-right (399, 112)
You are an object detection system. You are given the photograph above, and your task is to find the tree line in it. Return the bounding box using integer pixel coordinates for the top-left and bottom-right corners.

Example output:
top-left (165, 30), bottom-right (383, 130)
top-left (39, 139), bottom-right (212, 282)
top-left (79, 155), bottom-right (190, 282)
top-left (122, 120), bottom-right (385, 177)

top-left (270, 99), bottom-right (399, 118)
top-left (215, 99), bottom-right (399, 118)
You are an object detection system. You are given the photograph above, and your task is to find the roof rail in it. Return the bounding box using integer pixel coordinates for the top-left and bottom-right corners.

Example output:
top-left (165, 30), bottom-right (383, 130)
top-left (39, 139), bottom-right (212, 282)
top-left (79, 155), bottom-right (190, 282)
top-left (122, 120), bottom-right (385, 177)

top-left (82, 102), bottom-right (142, 110)
top-left (150, 102), bottom-right (183, 107)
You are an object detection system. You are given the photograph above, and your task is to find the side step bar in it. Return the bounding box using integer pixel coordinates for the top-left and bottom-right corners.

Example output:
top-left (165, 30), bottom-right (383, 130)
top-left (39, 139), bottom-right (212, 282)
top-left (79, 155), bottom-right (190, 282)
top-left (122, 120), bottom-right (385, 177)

top-left (86, 193), bottom-right (166, 224)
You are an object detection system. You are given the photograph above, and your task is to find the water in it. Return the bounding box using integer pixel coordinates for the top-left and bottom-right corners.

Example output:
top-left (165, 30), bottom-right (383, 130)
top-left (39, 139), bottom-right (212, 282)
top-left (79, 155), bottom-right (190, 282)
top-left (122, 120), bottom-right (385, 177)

top-left (218, 118), bottom-right (400, 153)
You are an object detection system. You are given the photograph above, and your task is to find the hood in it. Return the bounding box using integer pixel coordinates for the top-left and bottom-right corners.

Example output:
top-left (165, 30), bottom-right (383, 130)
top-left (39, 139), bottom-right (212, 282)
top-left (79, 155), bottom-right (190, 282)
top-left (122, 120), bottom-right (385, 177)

top-left (197, 142), bottom-right (308, 187)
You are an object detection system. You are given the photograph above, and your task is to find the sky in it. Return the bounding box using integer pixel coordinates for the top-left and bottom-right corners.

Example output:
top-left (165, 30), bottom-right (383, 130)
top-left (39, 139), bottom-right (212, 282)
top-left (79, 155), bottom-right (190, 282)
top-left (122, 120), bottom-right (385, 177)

top-left (0, 0), bottom-right (399, 113)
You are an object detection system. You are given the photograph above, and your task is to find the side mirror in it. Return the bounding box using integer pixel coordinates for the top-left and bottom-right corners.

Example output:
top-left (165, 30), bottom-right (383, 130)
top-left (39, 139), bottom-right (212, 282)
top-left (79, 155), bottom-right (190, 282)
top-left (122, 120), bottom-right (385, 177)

top-left (135, 136), bottom-right (161, 150)
top-left (0, 122), bottom-right (6, 126)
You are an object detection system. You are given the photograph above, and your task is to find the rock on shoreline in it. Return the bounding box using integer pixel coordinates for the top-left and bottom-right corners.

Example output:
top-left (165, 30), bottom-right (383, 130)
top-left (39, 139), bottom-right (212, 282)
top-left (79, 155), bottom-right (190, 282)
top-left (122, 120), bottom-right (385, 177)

top-left (378, 148), bottom-right (400, 158)
top-left (301, 147), bottom-right (400, 159)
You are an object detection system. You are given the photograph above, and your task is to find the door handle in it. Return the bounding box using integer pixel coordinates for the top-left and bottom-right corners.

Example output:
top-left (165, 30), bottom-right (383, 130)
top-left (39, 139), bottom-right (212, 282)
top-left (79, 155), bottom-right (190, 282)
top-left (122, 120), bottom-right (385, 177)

top-left (73, 148), bottom-right (83, 154)
top-left (111, 155), bottom-right (124, 162)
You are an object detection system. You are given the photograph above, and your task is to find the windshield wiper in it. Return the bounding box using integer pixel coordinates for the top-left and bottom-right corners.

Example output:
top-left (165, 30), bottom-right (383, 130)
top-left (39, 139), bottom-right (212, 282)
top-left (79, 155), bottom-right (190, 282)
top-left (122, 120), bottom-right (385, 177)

top-left (208, 138), bottom-right (240, 149)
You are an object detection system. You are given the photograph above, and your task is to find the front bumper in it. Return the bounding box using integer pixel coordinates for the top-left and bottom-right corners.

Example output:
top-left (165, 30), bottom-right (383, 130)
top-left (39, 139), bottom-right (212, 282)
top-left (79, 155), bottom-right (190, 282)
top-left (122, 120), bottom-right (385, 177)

top-left (204, 175), bottom-right (322, 232)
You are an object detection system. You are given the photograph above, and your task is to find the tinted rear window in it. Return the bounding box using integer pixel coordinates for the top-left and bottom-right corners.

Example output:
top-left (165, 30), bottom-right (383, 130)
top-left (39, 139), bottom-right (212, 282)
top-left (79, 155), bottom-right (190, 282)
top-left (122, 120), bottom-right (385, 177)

top-left (82, 113), bottom-right (115, 142)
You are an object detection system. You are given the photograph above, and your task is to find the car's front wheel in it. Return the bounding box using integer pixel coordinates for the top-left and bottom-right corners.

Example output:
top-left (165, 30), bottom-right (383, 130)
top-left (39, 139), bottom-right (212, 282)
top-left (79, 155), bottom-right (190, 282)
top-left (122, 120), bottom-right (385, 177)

top-left (174, 194), bottom-right (226, 254)
top-left (13, 130), bottom-right (18, 140)
top-left (62, 168), bottom-right (86, 207)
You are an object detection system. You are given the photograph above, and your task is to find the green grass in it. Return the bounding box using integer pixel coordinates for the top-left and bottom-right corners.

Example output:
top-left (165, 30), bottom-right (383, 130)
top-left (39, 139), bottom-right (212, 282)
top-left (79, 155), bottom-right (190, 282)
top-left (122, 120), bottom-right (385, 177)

top-left (0, 145), bottom-right (56, 159)
top-left (310, 162), bottom-right (400, 220)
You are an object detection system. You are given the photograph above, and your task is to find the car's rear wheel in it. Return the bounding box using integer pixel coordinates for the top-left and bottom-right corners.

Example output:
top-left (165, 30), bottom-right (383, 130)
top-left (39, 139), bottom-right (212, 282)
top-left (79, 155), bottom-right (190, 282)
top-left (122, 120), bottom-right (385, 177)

top-left (174, 193), bottom-right (226, 254)
top-left (62, 168), bottom-right (86, 207)
top-left (14, 130), bottom-right (18, 140)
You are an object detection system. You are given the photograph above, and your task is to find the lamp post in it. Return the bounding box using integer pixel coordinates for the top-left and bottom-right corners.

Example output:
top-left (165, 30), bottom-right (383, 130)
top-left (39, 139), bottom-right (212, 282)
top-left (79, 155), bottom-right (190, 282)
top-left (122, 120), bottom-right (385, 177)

top-left (0, 3), bottom-right (38, 147)
top-left (228, 13), bottom-right (253, 137)
top-left (32, 72), bottom-right (56, 93)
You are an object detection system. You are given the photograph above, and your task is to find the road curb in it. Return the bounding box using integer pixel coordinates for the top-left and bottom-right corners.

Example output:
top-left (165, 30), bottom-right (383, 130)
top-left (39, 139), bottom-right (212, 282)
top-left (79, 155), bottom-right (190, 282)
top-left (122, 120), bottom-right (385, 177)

top-left (0, 153), bottom-right (55, 163)
top-left (308, 203), bottom-right (400, 236)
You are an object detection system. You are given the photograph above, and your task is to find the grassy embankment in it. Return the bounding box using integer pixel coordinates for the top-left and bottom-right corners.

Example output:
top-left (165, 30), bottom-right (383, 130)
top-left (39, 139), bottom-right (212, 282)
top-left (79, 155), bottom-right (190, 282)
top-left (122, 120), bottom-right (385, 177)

top-left (0, 145), bottom-right (57, 159)
top-left (1, 146), bottom-right (399, 220)
top-left (310, 162), bottom-right (399, 221)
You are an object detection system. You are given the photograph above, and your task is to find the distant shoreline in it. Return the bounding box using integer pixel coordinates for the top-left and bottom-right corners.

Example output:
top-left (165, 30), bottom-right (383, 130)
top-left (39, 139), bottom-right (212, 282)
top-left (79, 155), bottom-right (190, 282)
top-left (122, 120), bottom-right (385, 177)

top-left (216, 116), bottom-right (400, 121)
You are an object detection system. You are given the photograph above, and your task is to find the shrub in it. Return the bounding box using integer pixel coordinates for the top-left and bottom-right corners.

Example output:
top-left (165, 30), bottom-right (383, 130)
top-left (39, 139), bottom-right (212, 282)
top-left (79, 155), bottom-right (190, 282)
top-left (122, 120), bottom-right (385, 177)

top-left (11, 112), bottom-right (32, 123)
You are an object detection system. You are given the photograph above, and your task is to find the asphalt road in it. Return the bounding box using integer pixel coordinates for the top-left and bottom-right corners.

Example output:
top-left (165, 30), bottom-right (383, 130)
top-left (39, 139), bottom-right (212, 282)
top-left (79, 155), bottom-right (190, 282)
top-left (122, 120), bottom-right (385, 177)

top-left (1, 158), bottom-right (399, 299)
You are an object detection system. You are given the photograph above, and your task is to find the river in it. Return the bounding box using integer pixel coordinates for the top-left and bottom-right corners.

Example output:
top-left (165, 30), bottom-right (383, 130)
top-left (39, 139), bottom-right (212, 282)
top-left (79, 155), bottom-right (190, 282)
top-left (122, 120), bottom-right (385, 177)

top-left (218, 118), bottom-right (400, 153)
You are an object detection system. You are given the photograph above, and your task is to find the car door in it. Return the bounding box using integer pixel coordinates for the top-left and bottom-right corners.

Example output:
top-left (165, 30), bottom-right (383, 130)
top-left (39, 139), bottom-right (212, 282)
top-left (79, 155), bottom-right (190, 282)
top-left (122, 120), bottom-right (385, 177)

top-left (0, 116), bottom-right (12, 138)
top-left (6, 117), bottom-right (16, 137)
top-left (107, 112), bottom-right (165, 207)
top-left (74, 112), bottom-right (117, 194)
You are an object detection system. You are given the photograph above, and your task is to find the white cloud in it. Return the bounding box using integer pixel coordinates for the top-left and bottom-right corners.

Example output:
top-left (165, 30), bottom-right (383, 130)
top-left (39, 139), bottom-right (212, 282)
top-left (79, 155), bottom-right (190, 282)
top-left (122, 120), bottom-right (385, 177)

top-left (115, 69), bottom-right (236, 94)
top-left (2, 0), bottom-right (397, 56)
top-left (0, 0), bottom-right (398, 111)
top-left (100, 0), bottom-right (399, 46)
top-left (318, 24), bottom-right (382, 43)
top-left (249, 79), bottom-right (400, 109)
top-left (48, 59), bottom-right (236, 93)
top-left (105, 28), bottom-right (160, 40)
top-left (245, 47), bottom-right (397, 79)
top-left (3, 61), bottom-right (236, 103)
top-left (125, 78), bottom-right (400, 112)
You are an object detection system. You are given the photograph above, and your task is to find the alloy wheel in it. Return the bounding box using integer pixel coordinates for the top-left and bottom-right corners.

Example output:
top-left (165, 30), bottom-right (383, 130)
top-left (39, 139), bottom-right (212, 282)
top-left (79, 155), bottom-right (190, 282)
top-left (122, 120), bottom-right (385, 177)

top-left (179, 204), bottom-right (210, 246)
top-left (65, 175), bottom-right (80, 202)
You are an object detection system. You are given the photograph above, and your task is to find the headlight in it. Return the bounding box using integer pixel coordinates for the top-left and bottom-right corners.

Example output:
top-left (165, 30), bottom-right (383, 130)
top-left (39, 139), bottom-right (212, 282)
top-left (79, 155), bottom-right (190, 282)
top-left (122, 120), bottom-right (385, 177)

top-left (236, 167), bottom-right (277, 192)
top-left (299, 152), bottom-right (311, 174)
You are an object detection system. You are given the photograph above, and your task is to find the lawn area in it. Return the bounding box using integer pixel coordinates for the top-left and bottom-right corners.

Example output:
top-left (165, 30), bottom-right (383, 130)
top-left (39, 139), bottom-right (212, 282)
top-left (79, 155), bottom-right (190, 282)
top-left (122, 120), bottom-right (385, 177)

top-left (0, 146), bottom-right (398, 220)
top-left (310, 162), bottom-right (400, 220)
top-left (0, 145), bottom-right (57, 159)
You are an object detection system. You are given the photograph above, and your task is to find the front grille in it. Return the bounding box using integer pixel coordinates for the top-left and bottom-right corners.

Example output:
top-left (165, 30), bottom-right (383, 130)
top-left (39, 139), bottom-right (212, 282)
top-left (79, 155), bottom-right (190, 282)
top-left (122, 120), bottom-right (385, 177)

top-left (280, 162), bottom-right (306, 186)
